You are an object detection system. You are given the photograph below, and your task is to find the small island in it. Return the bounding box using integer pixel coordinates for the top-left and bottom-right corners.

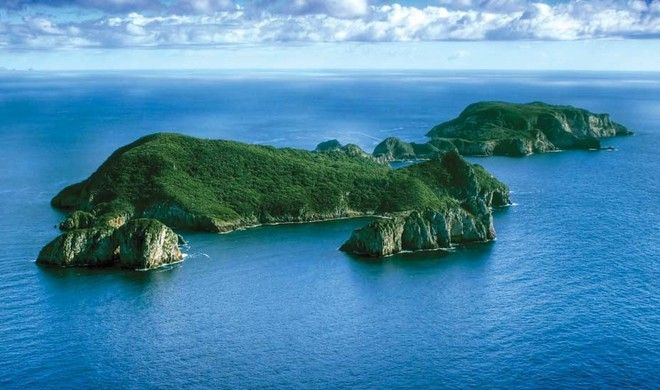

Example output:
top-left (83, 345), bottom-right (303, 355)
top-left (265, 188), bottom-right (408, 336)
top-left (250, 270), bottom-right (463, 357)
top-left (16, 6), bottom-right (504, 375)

top-left (371, 101), bottom-right (632, 159)
top-left (38, 132), bottom-right (509, 269)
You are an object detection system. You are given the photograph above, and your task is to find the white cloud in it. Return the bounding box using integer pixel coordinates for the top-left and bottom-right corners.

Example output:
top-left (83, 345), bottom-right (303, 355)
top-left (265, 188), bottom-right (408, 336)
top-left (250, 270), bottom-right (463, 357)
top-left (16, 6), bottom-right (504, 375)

top-left (287, 0), bottom-right (369, 18)
top-left (0, 0), bottom-right (658, 49)
top-left (172, 0), bottom-right (237, 14)
top-left (25, 17), bottom-right (63, 35)
top-left (436, 0), bottom-right (526, 12)
top-left (3, 0), bottom-right (163, 12)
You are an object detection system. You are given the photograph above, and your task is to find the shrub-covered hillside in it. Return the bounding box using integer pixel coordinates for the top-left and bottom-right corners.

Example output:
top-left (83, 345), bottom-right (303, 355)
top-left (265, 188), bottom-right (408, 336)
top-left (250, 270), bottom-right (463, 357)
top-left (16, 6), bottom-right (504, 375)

top-left (51, 133), bottom-right (508, 232)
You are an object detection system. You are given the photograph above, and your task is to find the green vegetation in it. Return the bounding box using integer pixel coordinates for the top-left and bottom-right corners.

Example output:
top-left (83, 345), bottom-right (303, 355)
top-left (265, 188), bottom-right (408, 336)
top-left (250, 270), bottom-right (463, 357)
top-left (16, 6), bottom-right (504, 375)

top-left (373, 137), bottom-right (416, 160)
top-left (424, 101), bottom-right (630, 156)
top-left (314, 139), bottom-right (371, 158)
top-left (52, 133), bottom-right (505, 232)
top-left (315, 139), bottom-right (343, 152)
top-left (404, 152), bottom-right (507, 199)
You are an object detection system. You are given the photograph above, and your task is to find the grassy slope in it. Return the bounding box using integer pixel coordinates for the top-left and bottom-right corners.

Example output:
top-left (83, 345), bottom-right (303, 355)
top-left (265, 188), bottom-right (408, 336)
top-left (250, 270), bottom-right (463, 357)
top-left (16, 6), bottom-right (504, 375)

top-left (53, 133), bottom-right (501, 227)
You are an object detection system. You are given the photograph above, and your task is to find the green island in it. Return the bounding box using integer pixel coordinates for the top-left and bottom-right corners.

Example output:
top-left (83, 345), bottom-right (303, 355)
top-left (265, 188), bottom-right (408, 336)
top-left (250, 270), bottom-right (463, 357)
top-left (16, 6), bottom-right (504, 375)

top-left (37, 132), bottom-right (509, 269)
top-left (37, 101), bottom-right (632, 269)
top-left (371, 101), bottom-right (632, 159)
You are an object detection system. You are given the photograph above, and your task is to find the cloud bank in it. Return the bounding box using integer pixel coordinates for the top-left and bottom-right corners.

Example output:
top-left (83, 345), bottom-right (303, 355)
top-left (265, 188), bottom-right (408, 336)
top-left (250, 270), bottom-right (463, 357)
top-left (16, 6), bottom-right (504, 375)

top-left (0, 0), bottom-right (658, 49)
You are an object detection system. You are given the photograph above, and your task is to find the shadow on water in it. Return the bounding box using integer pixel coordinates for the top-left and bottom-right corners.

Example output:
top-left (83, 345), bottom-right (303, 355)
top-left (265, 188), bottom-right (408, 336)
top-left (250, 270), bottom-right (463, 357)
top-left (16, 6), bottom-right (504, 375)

top-left (343, 240), bottom-right (497, 271)
top-left (35, 261), bottom-right (182, 288)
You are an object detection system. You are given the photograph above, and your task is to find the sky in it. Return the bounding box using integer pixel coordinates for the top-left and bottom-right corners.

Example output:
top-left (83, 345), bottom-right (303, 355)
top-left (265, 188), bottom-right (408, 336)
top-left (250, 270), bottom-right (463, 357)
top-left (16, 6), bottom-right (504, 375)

top-left (0, 0), bottom-right (658, 70)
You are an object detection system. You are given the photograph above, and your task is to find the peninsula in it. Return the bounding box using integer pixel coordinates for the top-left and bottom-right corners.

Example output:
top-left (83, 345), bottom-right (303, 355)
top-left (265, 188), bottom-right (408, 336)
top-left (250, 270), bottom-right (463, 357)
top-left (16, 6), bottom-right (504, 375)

top-left (37, 132), bottom-right (509, 268)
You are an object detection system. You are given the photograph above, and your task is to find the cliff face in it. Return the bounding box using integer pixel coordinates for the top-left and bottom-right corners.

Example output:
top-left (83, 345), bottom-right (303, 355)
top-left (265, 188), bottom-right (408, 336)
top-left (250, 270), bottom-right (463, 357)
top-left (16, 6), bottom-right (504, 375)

top-left (340, 207), bottom-right (493, 257)
top-left (37, 218), bottom-right (182, 270)
top-left (341, 151), bottom-right (510, 257)
top-left (38, 227), bottom-right (118, 267)
top-left (424, 101), bottom-right (631, 156)
top-left (114, 219), bottom-right (182, 270)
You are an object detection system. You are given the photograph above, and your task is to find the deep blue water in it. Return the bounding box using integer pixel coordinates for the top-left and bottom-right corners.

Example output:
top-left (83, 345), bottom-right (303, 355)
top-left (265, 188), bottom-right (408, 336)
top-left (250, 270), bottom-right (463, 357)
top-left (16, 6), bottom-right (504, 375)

top-left (0, 71), bottom-right (658, 389)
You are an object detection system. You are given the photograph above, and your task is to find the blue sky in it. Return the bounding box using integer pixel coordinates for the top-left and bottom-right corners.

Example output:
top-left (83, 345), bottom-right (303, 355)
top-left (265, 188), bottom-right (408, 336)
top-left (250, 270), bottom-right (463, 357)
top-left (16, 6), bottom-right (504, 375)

top-left (0, 0), bottom-right (659, 70)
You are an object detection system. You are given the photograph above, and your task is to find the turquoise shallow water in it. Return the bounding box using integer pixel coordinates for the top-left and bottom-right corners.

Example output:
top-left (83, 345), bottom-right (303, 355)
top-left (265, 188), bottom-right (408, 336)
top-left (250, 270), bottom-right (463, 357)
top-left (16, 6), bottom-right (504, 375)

top-left (0, 71), bottom-right (658, 388)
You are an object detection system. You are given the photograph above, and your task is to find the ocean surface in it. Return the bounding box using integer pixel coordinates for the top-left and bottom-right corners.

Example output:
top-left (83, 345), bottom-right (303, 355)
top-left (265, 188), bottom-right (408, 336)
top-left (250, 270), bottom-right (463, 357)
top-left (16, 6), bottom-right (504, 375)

top-left (0, 70), bottom-right (658, 389)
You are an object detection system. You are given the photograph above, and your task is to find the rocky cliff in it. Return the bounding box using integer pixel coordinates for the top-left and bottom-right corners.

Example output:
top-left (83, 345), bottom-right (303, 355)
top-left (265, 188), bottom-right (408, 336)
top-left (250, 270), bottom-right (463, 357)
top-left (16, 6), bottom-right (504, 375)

top-left (340, 208), bottom-right (493, 257)
top-left (37, 217), bottom-right (182, 270)
top-left (114, 219), bottom-right (182, 270)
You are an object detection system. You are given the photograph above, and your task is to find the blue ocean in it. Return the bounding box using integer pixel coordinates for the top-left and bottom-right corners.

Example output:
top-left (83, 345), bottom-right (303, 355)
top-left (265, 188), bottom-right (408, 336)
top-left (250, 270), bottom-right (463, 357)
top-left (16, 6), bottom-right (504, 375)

top-left (0, 71), bottom-right (658, 388)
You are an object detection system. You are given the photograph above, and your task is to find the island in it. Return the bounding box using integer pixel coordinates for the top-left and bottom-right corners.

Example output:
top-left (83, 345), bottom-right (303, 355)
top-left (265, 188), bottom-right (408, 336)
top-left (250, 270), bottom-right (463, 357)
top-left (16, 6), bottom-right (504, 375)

top-left (371, 101), bottom-right (632, 160)
top-left (37, 132), bottom-right (510, 269)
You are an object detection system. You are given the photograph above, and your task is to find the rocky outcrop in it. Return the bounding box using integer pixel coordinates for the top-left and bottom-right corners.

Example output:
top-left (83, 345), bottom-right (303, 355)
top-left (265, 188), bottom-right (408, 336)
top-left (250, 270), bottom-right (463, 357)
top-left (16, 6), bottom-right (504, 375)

top-left (372, 137), bottom-right (458, 161)
top-left (91, 202), bottom-right (135, 228)
top-left (424, 101), bottom-right (632, 156)
top-left (37, 218), bottom-right (182, 270)
top-left (314, 139), bottom-right (372, 159)
top-left (59, 210), bottom-right (97, 230)
top-left (340, 207), bottom-right (493, 257)
top-left (37, 227), bottom-right (118, 267)
top-left (114, 219), bottom-right (182, 270)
